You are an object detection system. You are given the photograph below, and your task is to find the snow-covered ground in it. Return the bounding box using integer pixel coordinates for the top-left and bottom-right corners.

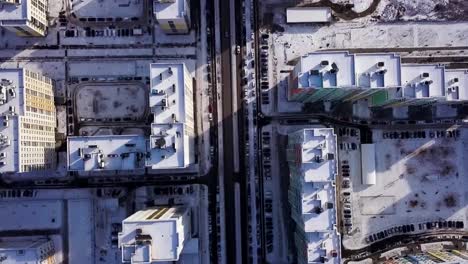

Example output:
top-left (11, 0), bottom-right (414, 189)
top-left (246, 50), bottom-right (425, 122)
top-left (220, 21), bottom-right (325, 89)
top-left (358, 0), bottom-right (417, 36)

top-left (340, 127), bottom-right (468, 250)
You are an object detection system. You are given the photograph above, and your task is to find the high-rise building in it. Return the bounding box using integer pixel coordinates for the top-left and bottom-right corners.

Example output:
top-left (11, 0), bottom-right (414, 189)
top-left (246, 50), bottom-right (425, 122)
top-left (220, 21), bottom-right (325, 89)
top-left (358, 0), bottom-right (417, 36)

top-left (286, 128), bottom-right (341, 264)
top-left (0, 69), bottom-right (56, 174)
top-left (0, 0), bottom-right (48, 37)
top-left (66, 63), bottom-right (195, 173)
top-left (288, 51), bottom-right (468, 108)
top-left (147, 63), bottom-right (195, 169)
top-left (154, 0), bottom-right (191, 34)
top-left (0, 237), bottom-right (57, 264)
top-left (67, 135), bottom-right (147, 172)
top-left (118, 206), bottom-right (192, 263)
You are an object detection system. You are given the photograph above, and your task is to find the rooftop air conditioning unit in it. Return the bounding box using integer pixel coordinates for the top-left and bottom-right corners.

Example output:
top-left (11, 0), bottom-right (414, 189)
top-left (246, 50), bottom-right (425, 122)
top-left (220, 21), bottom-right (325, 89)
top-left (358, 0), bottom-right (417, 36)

top-left (320, 60), bottom-right (329, 67)
top-left (377, 61), bottom-right (385, 68)
top-left (421, 72), bottom-right (430, 78)
top-left (453, 78), bottom-right (459, 83)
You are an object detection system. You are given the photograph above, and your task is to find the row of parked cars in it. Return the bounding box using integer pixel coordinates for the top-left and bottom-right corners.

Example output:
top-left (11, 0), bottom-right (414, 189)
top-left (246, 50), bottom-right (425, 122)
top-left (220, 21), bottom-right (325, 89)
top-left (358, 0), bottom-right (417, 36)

top-left (262, 131), bottom-right (272, 180)
top-left (383, 130), bottom-right (461, 140)
top-left (264, 192), bottom-right (274, 253)
top-left (366, 220), bottom-right (465, 244)
top-left (260, 33), bottom-right (270, 105)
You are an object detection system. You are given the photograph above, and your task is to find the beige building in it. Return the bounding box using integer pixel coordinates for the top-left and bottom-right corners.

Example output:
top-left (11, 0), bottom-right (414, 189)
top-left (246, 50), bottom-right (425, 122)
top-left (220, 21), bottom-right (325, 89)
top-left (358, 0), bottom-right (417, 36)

top-left (154, 0), bottom-right (191, 34)
top-left (0, 68), bottom-right (56, 174)
top-left (0, 0), bottom-right (48, 37)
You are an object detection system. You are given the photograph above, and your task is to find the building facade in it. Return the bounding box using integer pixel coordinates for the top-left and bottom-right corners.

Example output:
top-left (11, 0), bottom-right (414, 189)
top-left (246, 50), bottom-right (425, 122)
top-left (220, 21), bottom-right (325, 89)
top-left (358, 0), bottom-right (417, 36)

top-left (118, 206), bottom-right (192, 263)
top-left (0, 68), bottom-right (56, 174)
top-left (154, 0), bottom-right (191, 34)
top-left (288, 51), bottom-right (468, 108)
top-left (286, 128), bottom-right (341, 264)
top-left (0, 237), bottom-right (57, 264)
top-left (0, 0), bottom-right (48, 37)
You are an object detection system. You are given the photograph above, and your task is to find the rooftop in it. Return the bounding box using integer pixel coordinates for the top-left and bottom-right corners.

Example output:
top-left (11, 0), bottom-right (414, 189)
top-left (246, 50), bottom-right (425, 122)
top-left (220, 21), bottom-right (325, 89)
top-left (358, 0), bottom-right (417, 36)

top-left (0, 69), bottom-right (24, 173)
top-left (445, 70), bottom-right (468, 101)
top-left (0, 200), bottom-right (62, 230)
top-left (306, 232), bottom-right (341, 264)
top-left (302, 183), bottom-right (337, 232)
top-left (153, 0), bottom-right (187, 20)
top-left (146, 123), bottom-right (187, 169)
top-left (286, 7), bottom-right (332, 23)
top-left (67, 135), bottom-right (147, 171)
top-left (0, 0), bottom-right (27, 21)
top-left (149, 63), bottom-right (187, 124)
top-left (119, 206), bottom-right (190, 262)
top-left (298, 51), bottom-right (356, 88)
top-left (354, 53), bottom-right (402, 88)
top-left (401, 64), bottom-right (446, 98)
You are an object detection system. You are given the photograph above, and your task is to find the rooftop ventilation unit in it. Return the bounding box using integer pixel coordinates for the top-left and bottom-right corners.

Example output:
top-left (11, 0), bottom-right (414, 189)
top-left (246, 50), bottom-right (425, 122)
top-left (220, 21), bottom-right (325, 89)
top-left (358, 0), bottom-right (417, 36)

top-left (423, 80), bottom-right (433, 85)
top-left (320, 60), bottom-right (329, 67)
top-left (377, 69), bottom-right (387, 75)
top-left (377, 61), bottom-right (385, 68)
top-left (421, 72), bottom-right (430, 78)
top-left (453, 78), bottom-right (459, 83)
top-left (168, 67), bottom-right (173, 75)
top-left (309, 70), bottom-right (320, 76)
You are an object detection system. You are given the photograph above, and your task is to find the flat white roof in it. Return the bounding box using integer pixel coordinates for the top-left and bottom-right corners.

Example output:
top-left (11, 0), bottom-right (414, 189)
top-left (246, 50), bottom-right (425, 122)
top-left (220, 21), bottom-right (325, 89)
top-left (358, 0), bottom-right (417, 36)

top-left (445, 70), bottom-right (468, 101)
top-left (302, 183), bottom-right (337, 232)
top-left (0, 0), bottom-right (28, 21)
top-left (0, 237), bottom-right (50, 264)
top-left (67, 135), bottom-right (147, 171)
top-left (150, 63), bottom-right (187, 124)
top-left (0, 200), bottom-right (62, 230)
top-left (354, 53), bottom-right (402, 88)
top-left (401, 64), bottom-right (445, 98)
top-left (306, 232), bottom-right (341, 264)
top-left (361, 144), bottom-right (376, 185)
top-left (298, 52), bottom-right (356, 88)
top-left (286, 7), bottom-right (332, 23)
top-left (119, 206), bottom-right (190, 262)
top-left (146, 123), bottom-right (187, 169)
top-left (0, 69), bottom-right (23, 173)
top-left (154, 0), bottom-right (187, 20)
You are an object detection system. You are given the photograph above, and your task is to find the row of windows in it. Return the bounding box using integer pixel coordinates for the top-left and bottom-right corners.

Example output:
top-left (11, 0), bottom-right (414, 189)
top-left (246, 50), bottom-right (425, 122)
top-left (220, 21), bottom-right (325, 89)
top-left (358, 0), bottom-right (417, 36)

top-left (25, 88), bottom-right (52, 100)
top-left (21, 141), bottom-right (54, 147)
top-left (21, 163), bottom-right (52, 172)
top-left (22, 122), bottom-right (53, 131)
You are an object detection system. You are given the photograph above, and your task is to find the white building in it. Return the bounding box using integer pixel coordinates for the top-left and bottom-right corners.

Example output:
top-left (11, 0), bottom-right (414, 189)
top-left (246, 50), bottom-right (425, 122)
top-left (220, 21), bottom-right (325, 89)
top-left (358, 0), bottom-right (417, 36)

top-left (0, 69), bottom-right (56, 174)
top-left (147, 63), bottom-right (195, 169)
top-left (66, 62), bottom-right (195, 173)
top-left (67, 135), bottom-right (147, 171)
top-left (118, 206), bottom-right (192, 263)
top-left (288, 51), bottom-right (468, 108)
top-left (286, 7), bottom-right (332, 23)
top-left (287, 128), bottom-right (341, 264)
top-left (154, 0), bottom-right (191, 34)
top-left (0, 237), bottom-right (57, 264)
top-left (0, 0), bottom-right (48, 36)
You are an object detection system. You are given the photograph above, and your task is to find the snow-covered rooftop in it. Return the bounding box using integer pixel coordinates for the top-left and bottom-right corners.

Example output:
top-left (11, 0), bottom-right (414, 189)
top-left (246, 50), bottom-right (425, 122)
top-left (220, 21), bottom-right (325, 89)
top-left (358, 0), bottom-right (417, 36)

top-left (67, 135), bottom-right (147, 171)
top-left (146, 123), bottom-right (187, 169)
top-left (306, 231), bottom-right (341, 264)
top-left (0, 200), bottom-right (62, 230)
top-left (153, 0), bottom-right (187, 20)
top-left (150, 63), bottom-right (187, 123)
top-left (354, 53), bottom-right (402, 88)
top-left (0, 69), bottom-right (23, 173)
top-left (119, 206), bottom-right (191, 263)
top-left (298, 51), bottom-right (356, 88)
top-left (286, 7), bottom-right (332, 23)
top-left (0, 237), bottom-right (53, 264)
top-left (401, 64), bottom-right (445, 98)
top-left (0, 0), bottom-right (27, 21)
top-left (445, 70), bottom-right (468, 101)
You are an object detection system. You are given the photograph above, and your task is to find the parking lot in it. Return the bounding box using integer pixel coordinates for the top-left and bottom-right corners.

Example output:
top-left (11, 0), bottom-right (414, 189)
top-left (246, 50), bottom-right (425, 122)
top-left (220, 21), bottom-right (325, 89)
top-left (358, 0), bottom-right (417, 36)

top-left (340, 127), bottom-right (467, 250)
top-left (74, 81), bottom-right (147, 123)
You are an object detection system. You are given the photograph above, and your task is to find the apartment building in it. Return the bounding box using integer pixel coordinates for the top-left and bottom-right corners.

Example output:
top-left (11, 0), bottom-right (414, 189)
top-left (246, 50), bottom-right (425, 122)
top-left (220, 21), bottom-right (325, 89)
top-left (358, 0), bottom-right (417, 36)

top-left (0, 237), bottom-right (58, 264)
top-left (67, 135), bottom-right (147, 172)
top-left (118, 206), bottom-right (192, 263)
top-left (286, 128), bottom-right (341, 264)
top-left (154, 0), bottom-right (191, 34)
top-left (147, 63), bottom-right (195, 169)
top-left (0, 68), bottom-right (56, 174)
top-left (0, 0), bottom-right (48, 37)
top-left (66, 62), bottom-right (195, 173)
top-left (288, 51), bottom-right (468, 108)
